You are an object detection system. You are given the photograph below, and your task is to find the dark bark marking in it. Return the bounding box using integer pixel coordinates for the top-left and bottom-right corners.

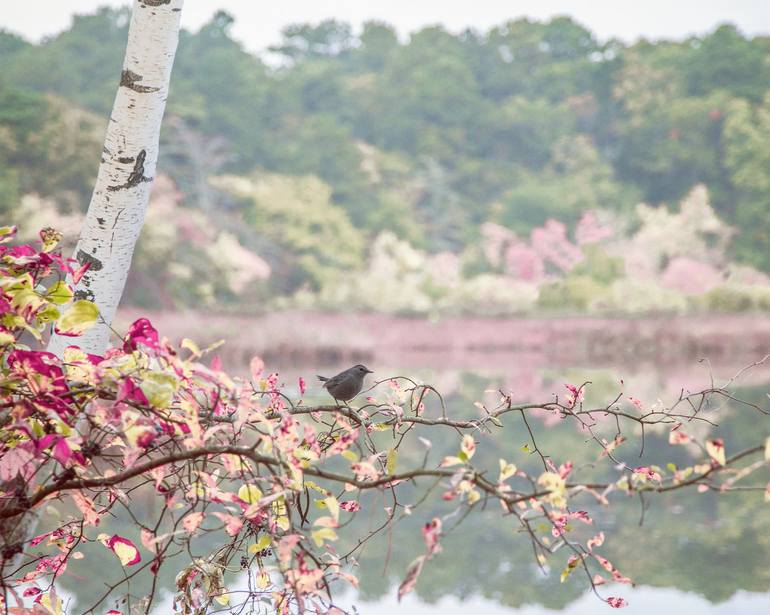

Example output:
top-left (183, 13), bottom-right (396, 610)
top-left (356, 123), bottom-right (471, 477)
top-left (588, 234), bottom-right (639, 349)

top-left (97, 217), bottom-right (106, 227)
top-left (140, 0), bottom-right (171, 6)
top-left (76, 249), bottom-right (103, 272)
top-left (116, 156), bottom-right (135, 164)
top-left (107, 149), bottom-right (152, 192)
top-left (120, 69), bottom-right (160, 94)
top-left (74, 289), bottom-right (95, 302)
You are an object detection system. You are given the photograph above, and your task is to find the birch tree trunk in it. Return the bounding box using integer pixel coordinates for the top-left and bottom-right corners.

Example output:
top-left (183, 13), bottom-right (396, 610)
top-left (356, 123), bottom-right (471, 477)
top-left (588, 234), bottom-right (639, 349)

top-left (47, 0), bottom-right (184, 356)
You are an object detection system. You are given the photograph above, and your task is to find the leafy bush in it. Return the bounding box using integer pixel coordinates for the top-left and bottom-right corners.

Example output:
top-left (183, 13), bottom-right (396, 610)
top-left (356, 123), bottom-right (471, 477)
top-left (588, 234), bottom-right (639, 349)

top-left (538, 275), bottom-right (606, 311)
top-left (2, 227), bottom-right (768, 614)
top-left (694, 283), bottom-right (770, 312)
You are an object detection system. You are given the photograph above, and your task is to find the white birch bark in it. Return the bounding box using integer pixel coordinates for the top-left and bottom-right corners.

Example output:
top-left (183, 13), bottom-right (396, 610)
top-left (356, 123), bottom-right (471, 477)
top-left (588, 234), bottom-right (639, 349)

top-left (47, 0), bottom-right (185, 356)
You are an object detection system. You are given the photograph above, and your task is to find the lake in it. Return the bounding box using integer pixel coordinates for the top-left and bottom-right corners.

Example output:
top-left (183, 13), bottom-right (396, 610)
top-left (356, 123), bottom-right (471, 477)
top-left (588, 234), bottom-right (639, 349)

top-left (53, 312), bottom-right (770, 613)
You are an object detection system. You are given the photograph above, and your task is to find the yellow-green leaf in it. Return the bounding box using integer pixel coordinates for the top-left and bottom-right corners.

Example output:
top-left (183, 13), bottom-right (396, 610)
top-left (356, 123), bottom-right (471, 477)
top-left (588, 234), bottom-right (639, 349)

top-left (324, 496), bottom-right (339, 522)
top-left (311, 527), bottom-right (337, 547)
top-left (0, 226), bottom-right (17, 244)
top-left (238, 484), bottom-right (263, 505)
top-left (461, 434), bottom-right (476, 459)
top-left (36, 304), bottom-right (60, 324)
top-left (56, 300), bottom-right (99, 335)
top-left (765, 437), bottom-right (770, 462)
top-left (139, 372), bottom-right (178, 409)
top-left (706, 439), bottom-right (726, 466)
top-left (181, 337), bottom-right (201, 357)
top-left (386, 448), bottom-right (398, 474)
top-left (11, 288), bottom-right (44, 313)
top-left (498, 459), bottom-right (517, 482)
top-left (248, 535), bottom-right (271, 554)
top-left (0, 329), bottom-right (15, 345)
top-left (45, 281), bottom-right (73, 305)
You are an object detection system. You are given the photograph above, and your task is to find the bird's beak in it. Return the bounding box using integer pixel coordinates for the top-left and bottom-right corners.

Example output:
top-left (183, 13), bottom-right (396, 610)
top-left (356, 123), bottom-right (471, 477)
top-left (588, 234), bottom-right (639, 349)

top-left (366, 369), bottom-right (374, 374)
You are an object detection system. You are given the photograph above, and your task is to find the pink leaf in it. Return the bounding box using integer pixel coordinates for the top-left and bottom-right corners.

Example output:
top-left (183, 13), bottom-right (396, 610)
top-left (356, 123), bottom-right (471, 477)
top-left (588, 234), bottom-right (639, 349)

top-left (0, 446), bottom-right (34, 481)
top-left (250, 356), bottom-right (265, 381)
top-left (398, 555), bottom-right (426, 601)
top-left (123, 318), bottom-right (160, 353)
top-left (71, 492), bottom-right (100, 526)
top-left (211, 512), bottom-right (243, 537)
top-left (106, 535), bottom-right (141, 566)
top-left (182, 512), bottom-right (204, 533)
top-left (422, 518), bottom-right (442, 555)
top-left (706, 439), bottom-right (726, 466)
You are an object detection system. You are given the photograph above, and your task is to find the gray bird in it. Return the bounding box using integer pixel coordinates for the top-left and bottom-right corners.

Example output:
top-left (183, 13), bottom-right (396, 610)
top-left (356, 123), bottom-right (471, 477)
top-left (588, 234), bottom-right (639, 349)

top-left (317, 364), bottom-right (373, 404)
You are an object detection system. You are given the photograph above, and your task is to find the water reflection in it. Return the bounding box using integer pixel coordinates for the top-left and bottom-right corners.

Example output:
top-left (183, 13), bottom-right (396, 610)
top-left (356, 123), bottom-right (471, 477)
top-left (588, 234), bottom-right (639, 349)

top-left (53, 353), bottom-right (770, 613)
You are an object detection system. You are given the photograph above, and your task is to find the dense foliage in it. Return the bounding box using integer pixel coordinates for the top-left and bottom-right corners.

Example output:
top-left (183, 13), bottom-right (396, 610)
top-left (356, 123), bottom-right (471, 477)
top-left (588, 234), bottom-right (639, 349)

top-left (1, 9), bottom-right (769, 312)
top-left (0, 229), bottom-right (769, 613)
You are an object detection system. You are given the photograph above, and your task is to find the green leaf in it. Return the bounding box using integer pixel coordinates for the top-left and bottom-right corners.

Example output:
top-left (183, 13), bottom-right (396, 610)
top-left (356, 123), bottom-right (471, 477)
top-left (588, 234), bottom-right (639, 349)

top-left (46, 281), bottom-right (73, 305)
top-left (139, 372), bottom-right (178, 409)
top-left (386, 448), bottom-right (398, 474)
top-left (11, 288), bottom-right (44, 313)
top-left (248, 535), bottom-right (271, 554)
top-left (56, 300), bottom-right (99, 335)
top-left (36, 304), bottom-right (60, 324)
top-left (238, 484), bottom-right (263, 505)
top-left (311, 527), bottom-right (337, 547)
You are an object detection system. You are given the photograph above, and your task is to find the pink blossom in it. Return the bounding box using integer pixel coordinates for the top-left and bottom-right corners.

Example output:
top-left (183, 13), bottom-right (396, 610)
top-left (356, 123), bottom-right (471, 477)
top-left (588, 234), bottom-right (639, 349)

top-left (298, 376), bottom-right (306, 396)
top-left (564, 384), bottom-right (584, 408)
top-left (575, 211), bottom-right (613, 245)
top-left (504, 241), bottom-right (545, 282)
top-left (660, 257), bottom-right (722, 295)
top-left (606, 597), bottom-right (628, 608)
top-left (531, 219), bottom-right (583, 272)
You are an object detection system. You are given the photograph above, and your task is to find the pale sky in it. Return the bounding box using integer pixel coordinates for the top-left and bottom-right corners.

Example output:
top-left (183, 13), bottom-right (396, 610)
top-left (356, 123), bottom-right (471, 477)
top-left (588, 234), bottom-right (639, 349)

top-left (2, 1), bottom-right (770, 53)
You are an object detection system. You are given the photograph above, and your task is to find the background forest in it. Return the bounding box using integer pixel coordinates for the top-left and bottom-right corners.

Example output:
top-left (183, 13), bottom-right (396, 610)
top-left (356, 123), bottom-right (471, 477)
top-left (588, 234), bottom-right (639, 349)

top-left (2, 7), bottom-right (770, 315)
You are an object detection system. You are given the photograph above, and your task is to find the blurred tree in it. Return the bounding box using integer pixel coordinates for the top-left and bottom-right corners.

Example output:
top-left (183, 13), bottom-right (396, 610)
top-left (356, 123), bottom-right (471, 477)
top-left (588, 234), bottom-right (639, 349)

top-left (270, 19), bottom-right (355, 62)
top-left (213, 172), bottom-right (365, 292)
top-left (723, 96), bottom-right (770, 268)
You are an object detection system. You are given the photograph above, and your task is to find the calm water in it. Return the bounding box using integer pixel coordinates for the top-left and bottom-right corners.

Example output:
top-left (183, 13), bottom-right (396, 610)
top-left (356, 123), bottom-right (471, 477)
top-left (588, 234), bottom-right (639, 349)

top-left (50, 352), bottom-right (770, 614)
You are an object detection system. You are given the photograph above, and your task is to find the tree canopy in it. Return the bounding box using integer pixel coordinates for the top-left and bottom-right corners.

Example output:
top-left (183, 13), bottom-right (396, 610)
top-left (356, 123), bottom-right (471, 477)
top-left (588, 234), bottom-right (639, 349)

top-left (1, 11), bottom-right (769, 309)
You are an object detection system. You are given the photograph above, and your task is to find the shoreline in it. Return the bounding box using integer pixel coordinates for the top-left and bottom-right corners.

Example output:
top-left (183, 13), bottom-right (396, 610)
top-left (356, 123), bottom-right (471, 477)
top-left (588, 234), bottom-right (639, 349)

top-left (116, 309), bottom-right (770, 370)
